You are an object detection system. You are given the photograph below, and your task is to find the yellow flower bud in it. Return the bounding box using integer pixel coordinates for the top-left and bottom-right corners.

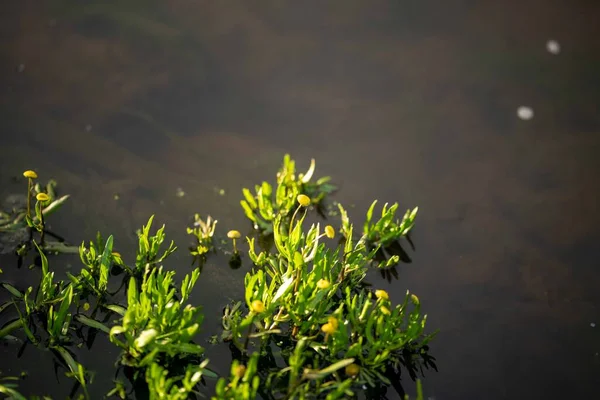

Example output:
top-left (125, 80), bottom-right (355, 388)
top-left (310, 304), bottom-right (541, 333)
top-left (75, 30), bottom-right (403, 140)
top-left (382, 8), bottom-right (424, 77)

top-left (297, 194), bottom-right (311, 207)
top-left (23, 170), bottom-right (38, 179)
top-left (380, 306), bottom-right (391, 315)
top-left (233, 364), bottom-right (246, 378)
top-left (375, 289), bottom-right (389, 300)
top-left (324, 225), bottom-right (335, 239)
top-left (321, 322), bottom-right (336, 335)
top-left (316, 279), bottom-right (330, 290)
top-left (327, 316), bottom-right (338, 330)
top-left (250, 300), bottom-right (265, 313)
top-left (83, 302), bottom-right (90, 311)
top-left (36, 193), bottom-right (50, 202)
top-left (345, 363), bottom-right (360, 377)
top-left (227, 230), bottom-right (241, 239)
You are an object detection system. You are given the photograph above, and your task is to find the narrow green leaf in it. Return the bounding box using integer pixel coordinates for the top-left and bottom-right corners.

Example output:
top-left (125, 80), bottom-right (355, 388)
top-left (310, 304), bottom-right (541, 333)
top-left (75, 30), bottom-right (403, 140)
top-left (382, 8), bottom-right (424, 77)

top-left (105, 304), bottom-right (127, 316)
top-left (303, 358), bottom-right (355, 379)
top-left (99, 235), bottom-right (114, 292)
top-left (2, 283), bottom-right (23, 298)
top-left (75, 314), bottom-right (110, 333)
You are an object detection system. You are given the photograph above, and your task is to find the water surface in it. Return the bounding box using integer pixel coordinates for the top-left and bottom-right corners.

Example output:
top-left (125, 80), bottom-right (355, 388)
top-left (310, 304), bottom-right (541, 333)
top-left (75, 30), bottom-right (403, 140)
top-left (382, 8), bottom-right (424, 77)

top-left (1, 1), bottom-right (599, 398)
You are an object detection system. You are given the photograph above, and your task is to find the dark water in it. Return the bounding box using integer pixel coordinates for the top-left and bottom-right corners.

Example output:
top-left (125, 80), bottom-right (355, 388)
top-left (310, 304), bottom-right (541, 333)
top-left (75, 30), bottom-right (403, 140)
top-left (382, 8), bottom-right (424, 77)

top-left (2, 0), bottom-right (600, 398)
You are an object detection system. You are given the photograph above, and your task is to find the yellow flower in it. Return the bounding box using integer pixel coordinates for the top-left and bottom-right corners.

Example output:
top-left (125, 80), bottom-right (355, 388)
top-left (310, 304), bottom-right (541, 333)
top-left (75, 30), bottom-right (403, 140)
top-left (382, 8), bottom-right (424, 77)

top-left (297, 194), bottom-right (311, 207)
top-left (345, 363), bottom-right (360, 377)
top-left (321, 322), bottom-right (336, 335)
top-left (380, 306), bottom-right (391, 315)
top-left (327, 316), bottom-right (338, 330)
top-left (23, 170), bottom-right (38, 179)
top-left (234, 364), bottom-right (246, 378)
top-left (324, 225), bottom-right (335, 239)
top-left (251, 300), bottom-right (265, 313)
top-left (83, 302), bottom-right (90, 311)
top-left (227, 230), bottom-right (241, 239)
top-left (316, 279), bottom-right (331, 290)
top-left (36, 193), bottom-right (50, 202)
top-left (375, 289), bottom-right (389, 301)
top-left (111, 252), bottom-right (121, 258)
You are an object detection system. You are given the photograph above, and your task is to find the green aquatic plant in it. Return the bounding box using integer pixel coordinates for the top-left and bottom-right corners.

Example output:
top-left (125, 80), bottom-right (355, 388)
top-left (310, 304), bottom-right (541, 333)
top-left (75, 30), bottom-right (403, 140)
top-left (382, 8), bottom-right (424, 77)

top-left (240, 155), bottom-right (336, 233)
top-left (213, 353), bottom-right (260, 400)
top-left (1, 159), bottom-right (434, 399)
top-left (146, 360), bottom-right (210, 400)
top-left (187, 214), bottom-right (217, 257)
top-left (68, 234), bottom-right (115, 305)
top-left (0, 373), bottom-right (27, 400)
top-left (1, 172), bottom-right (74, 256)
top-left (0, 242), bottom-right (92, 396)
top-left (218, 186), bottom-right (434, 398)
top-left (108, 267), bottom-right (205, 370)
top-left (363, 200), bottom-right (418, 248)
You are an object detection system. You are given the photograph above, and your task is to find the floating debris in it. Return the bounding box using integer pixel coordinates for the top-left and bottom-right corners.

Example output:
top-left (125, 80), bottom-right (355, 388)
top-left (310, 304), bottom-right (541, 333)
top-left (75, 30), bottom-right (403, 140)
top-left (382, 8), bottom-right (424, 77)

top-left (175, 187), bottom-right (185, 198)
top-left (591, 322), bottom-right (596, 328)
top-left (517, 106), bottom-right (534, 120)
top-left (113, 194), bottom-right (120, 201)
top-left (17, 64), bottom-right (25, 73)
top-left (546, 39), bottom-right (561, 55)
top-left (85, 124), bottom-right (92, 132)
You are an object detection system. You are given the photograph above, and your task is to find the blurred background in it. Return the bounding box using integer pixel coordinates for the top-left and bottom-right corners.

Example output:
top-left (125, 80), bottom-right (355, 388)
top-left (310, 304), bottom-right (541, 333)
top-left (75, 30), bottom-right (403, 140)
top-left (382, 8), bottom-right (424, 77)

top-left (1, 1), bottom-right (599, 398)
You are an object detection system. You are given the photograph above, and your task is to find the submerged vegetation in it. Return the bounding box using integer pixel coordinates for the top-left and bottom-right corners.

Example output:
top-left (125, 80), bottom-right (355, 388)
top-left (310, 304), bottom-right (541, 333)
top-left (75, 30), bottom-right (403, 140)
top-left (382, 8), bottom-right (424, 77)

top-left (0, 155), bottom-right (436, 399)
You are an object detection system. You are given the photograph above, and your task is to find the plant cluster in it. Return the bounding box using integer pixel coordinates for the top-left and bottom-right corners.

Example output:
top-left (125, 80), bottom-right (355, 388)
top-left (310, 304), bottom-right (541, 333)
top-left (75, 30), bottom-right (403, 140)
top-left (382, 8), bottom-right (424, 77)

top-left (240, 155), bottom-right (336, 234)
top-left (0, 157), bottom-right (434, 399)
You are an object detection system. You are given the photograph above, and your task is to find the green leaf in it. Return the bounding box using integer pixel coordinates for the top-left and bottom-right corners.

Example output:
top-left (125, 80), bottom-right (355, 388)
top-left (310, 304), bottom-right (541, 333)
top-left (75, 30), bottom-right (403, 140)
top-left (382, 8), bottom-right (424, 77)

top-left (53, 285), bottom-right (74, 337)
top-left (127, 278), bottom-right (138, 306)
top-left (75, 314), bottom-right (110, 333)
top-left (272, 274), bottom-right (294, 303)
top-left (303, 358), bottom-right (355, 379)
top-left (300, 158), bottom-right (316, 183)
top-left (105, 304), bottom-right (127, 316)
top-left (98, 235), bottom-right (114, 292)
top-left (2, 283), bottom-right (23, 298)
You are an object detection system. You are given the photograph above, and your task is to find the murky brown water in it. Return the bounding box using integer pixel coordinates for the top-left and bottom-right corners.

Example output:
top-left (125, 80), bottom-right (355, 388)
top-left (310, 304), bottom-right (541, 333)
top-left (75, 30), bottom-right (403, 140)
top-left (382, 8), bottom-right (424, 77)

top-left (2, 1), bottom-right (600, 398)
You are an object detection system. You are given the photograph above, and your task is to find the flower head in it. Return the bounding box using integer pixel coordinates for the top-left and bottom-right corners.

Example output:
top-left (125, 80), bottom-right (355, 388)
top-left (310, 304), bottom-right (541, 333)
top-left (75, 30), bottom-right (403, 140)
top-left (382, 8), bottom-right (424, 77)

top-left (227, 230), bottom-right (241, 239)
top-left (23, 170), bottom-right (38, 179)
top-left (297, 194), bottom-right (311, 207)
top-left (345, 363), bottom-right (360, 377)
top-left (324, 225), bottom-right (335, 239)
top-left (375, 289), bottom-right (389, 301)
top-left (36, 193), bottom-right (50, 202)
top-left (327, 316), bottom-right (339, 330)
top-left (250, 300), bottom-right (265, 313)
top-left (234, 364), bottom-right (246, 378)
top-left (321, 322), bottom-right (336, 335)
top-left (316, 279), bottom-right (331, 290)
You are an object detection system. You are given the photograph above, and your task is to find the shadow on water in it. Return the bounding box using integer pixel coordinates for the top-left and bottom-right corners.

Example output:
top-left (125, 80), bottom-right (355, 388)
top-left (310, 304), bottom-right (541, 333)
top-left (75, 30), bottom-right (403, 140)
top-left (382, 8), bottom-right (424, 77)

top-left (2, 0), bottom-right (600, 399)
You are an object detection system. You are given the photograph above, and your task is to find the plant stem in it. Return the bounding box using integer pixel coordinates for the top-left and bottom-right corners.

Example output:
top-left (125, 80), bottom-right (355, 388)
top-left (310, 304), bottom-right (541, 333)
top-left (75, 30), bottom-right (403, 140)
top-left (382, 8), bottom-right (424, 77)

top-left (26, 179), bottom-right (32, 218)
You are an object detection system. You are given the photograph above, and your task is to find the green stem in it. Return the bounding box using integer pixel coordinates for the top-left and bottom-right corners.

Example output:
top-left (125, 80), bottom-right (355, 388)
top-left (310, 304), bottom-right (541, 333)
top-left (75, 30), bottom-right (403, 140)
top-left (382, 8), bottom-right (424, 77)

top-left (26, 179), bottom-right (32, 218)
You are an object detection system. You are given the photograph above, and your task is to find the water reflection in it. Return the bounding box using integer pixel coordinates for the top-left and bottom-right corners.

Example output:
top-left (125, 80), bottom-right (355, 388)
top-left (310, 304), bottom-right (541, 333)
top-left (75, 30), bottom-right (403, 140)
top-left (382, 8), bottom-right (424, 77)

top-left (2, 0), bottom-right (600, 399)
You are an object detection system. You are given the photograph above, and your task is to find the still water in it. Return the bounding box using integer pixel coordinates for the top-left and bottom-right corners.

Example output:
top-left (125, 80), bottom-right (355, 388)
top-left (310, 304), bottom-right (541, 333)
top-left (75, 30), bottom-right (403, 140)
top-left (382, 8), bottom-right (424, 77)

top-left (1, 1), bottom-right (599, 398)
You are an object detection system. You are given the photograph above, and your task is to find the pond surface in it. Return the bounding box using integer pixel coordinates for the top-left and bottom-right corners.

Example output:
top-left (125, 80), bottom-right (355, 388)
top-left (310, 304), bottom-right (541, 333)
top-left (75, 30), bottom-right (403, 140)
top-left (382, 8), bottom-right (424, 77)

top-left (1, 0), bottom-right (600, 398)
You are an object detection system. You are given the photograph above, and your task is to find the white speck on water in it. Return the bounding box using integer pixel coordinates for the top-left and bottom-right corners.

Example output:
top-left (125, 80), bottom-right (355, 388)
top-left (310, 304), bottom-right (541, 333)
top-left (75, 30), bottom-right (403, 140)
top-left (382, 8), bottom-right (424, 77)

top-left (546, 39), bottom-right (561, 55)
top-left (591, 322), bottom-right (596, 328)
top-left (85, 124), bottom-right (92, 132)
top-left (175, 188), bottom-right (185, 198)
top-left (17, 64), bottom-right (25, 73)
top-left (517, 106), bottom-right (534, 120)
